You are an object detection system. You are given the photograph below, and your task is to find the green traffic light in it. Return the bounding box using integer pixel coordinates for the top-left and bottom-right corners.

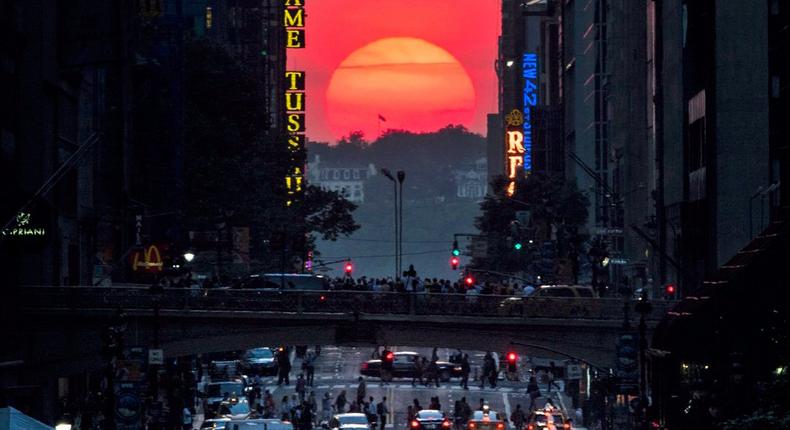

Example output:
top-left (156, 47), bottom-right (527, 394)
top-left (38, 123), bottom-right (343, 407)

top-left (452, 249), bottom-right (460, 256)
top-left (514, 242), bottom-right (523, 250)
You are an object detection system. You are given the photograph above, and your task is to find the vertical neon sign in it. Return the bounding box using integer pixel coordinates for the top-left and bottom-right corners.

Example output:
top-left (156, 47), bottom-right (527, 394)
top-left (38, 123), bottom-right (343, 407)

top-left (284, 0), bottom-right (306, 206)
top-left (522, 53), bottom-right (538, 174)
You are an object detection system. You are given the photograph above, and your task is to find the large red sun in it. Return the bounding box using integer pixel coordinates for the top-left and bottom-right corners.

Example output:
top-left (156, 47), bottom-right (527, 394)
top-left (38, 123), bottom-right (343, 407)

top-left (326, 37), bottom-right (476, 140)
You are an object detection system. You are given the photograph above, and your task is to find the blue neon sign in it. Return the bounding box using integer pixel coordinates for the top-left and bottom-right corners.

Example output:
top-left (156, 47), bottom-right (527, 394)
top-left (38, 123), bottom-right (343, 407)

top-left (522, 53), bottom-right (538, 173)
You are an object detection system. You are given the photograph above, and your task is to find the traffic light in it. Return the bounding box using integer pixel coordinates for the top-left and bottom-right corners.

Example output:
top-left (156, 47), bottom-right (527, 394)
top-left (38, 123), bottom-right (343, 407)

top-left (464, 274), bottom-right (474, 286)
top-left (452, 240), bottom-right (460, 256)
top-left (506, 351), bottom-right (517, 372)
top-left (450, 256), bottom-right (459, 270)
top-left (382, 350), bottom-right (394, 370)
top-left (514, 241), bottom-right (523, 250)
top-left (665, 283), bottom-right (676, 298)
top-left (344, 261), bottom-right (353, 275)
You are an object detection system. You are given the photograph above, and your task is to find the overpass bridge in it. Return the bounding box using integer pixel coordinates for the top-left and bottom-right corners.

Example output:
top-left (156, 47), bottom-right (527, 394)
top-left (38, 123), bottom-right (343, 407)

top-left (11, 286), bottom-right (673, 377)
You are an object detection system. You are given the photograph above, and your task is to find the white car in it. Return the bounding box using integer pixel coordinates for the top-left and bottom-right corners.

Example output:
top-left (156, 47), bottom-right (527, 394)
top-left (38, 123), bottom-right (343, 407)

top-left (327, 413), bottom-right (372, 430)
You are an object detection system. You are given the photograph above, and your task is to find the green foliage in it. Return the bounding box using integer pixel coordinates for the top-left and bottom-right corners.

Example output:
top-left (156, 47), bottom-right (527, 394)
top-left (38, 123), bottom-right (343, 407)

top-left (472, 173), bottom-right (589, 276)
top-left (183, 41), bottom-right (358, 266)
top-left (719, 371), bottom-right (790, 430)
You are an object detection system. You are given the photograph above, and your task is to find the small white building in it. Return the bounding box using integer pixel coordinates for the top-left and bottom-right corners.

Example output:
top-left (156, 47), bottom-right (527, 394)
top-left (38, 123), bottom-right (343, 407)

top-left (454, 157), bottom-right (488, 199)
top-left (307, 155), bottom-right (376, 203)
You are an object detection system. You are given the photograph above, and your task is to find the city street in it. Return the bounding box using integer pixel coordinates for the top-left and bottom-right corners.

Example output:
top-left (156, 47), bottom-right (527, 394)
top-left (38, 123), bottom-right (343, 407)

top-left (195, 346), bottom-right (576, 429)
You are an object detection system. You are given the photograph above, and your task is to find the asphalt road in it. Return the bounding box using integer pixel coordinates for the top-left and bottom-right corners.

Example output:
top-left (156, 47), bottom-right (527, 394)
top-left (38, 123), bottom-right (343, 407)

top-left (196, 346), bottom-right (577, 430)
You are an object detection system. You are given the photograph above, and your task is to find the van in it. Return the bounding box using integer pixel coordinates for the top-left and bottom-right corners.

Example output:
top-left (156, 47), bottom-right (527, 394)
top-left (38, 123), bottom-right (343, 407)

top-left (239, 273), bottom-right (329, 291)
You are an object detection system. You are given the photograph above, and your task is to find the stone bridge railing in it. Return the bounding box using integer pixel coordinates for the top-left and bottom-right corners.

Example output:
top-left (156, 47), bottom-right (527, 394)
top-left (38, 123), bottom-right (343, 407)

top-left (19, 286), bottom-right (673, 321)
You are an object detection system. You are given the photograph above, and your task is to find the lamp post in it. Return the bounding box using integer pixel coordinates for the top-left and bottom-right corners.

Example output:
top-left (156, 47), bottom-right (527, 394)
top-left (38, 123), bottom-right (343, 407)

top-left (634, 290), bottom-right (653, 430)
top-left (397, 171), bottom-right (405, 276)
top-left (381, 168), bottom-right (398, 278)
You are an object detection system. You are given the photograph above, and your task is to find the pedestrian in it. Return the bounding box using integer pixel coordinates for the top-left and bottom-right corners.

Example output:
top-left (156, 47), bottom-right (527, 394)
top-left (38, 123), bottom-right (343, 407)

top-left (413, 357), bottom-right (425, 387)
top-left (307, 391), bottom-right (317, 414)
top-left (477, 398), bottom-right (486, 411)
top-left (377, 396), bottom-right (389, 430)
top-left (510, 404), bottom-right (525, 430)
top-left (429, 396), bottom-right (441, 411)
top-left (296, 374), bottom-right (307, 402)
top-left (321, 392), bottom-right (332, 423)
top-left (181, 406), bottom-right (192, 430)
top-left (366, 396), bottom-right (378, 427)
top-left (453, 400), bottom-right (465, 430)
top-left (460, 354), bottom-right (471, 390)
top-left (278, 348), bottom-right (292, 386)
top-left (427, 359), bottom-right (440, 388)
top-left (305, 354), bottom-right (316, 386)
top-left (335, 390), bottom-right (347, 413)
top-left (527, 376), bottom-right (541, 411)
top-left (356, 376), bottom-right (367, 405)
top-left (280, 395), bottom-right (292, 421)
top-left (548, 361), bottom-right (561, 392)
top-left (301, 402), bottom-right (314, 430)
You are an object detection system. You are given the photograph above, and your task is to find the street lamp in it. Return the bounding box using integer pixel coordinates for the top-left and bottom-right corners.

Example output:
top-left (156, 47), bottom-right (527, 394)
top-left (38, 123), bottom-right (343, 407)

top-left (183, 251), bottom-right (195, 263)
top-left (397, 170), bottom-right (405, 276)
top-left (381, 168), bottom-right (398, 279)
top-left (55, 414), bottom-right (72, 430)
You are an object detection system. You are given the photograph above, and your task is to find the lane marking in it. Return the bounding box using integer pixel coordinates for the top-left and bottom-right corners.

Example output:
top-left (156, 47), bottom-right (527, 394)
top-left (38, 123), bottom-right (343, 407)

top-left (503, 393), bottom-right (511, 422)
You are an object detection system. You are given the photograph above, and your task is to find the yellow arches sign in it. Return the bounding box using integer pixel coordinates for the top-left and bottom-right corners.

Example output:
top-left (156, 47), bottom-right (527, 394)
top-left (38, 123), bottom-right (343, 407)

top-left (131, 245), bottom-right (164, 272)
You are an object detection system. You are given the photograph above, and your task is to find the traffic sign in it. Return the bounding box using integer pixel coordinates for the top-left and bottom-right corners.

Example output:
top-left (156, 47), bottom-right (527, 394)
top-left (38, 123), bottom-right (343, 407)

top-left (148, 348), bottom-right (164, 365)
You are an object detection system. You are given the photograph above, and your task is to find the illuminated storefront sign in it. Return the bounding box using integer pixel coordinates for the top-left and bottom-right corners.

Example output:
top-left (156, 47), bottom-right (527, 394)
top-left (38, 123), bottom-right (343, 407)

top-left (522, 52), bottom-right (537, 174)
top-left (284, 0), bottom-right (306, 206)
top-left (131, 245), bottom-right (164, 272)
top-left (284, 0), bottom-right (305, 48)
top-left (505, 109), bottom-right (525, 196)
top-left (1, 212), bottom-right (46, 237)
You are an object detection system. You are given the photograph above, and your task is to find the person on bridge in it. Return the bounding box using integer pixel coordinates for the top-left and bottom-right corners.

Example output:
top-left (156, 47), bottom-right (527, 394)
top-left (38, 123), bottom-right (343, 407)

top-left (460, 354), bottom-right (471, 389)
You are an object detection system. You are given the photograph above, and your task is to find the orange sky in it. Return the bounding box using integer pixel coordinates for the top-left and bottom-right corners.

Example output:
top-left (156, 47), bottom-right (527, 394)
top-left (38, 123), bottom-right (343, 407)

top-left (287, 0), bottom-right (500, 143)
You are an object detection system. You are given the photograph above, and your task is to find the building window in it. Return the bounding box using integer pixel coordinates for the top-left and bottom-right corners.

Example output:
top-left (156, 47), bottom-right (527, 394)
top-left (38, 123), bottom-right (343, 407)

top-left (205, 7), bottom-right (213, 30)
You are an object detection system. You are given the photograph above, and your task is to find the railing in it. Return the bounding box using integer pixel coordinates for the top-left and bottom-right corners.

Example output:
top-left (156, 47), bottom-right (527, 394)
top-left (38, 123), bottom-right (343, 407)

top-left (18, 286), bottom-right (672, 321)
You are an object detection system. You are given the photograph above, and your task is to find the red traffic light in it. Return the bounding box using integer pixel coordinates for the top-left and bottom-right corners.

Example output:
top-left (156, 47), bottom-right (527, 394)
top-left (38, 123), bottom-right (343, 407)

top-left (465, 276), bottom-right (474, 286)
top-left (450, 256), bottom-right (459, 269)
top-left (385, 351), bottom-right (394, 361)
top-left (507, 352), bottom-right (517, 363)
top-left (665, 283), bottom-right (676, 295)
top-left (344, 262), bottom-right (353, 274)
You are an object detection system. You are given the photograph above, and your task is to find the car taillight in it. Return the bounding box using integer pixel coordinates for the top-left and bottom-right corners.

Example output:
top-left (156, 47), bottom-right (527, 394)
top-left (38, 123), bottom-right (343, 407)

top-left (563, 424), bottom-right (571, 430)
top-left (468, 423), bottom-right (476, 429)
top-left (411, 421), bottom-right (420, 429)
top-left (527, 425), bottom-right (534, 430)
top-left (442, 421), bottom-right (451, 428)
top-left (496, 423), bottom-right (505, 430)
top-left (361, 363), bottom-right (368, 370)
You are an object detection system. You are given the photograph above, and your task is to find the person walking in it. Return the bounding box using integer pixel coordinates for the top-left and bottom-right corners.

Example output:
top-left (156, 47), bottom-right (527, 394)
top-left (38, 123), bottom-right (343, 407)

top-left (335, 390), bottom-right (347, 413)
top-left (296, 374), bottom-right (307, 402)
top-left (460, 354), bottom-right (471, 390)
top-left (527, 376), bottom-right (541, 411)
top-left (356, 377), bottom-right (367, 406)
top-left (510, 404), bottom-right (525, 430)
top-left (278, 348), bottom-right (292, 386)
top-left (426, 359), bottom-right (440, 388)
top-left (453, 399), bottom-right (465, 430)
top-left (412, 357), bottom-right (425, 387)
top-left (366, 397), bottom-right (378, 429)
top-left (305, 354), bottom-right (316, 386)
top-left (377, 396), bottom-right (389, 430)
top-left (181, 406), bottom-right (192, 430)
top-left (321, 393), bottom-right (332, 423)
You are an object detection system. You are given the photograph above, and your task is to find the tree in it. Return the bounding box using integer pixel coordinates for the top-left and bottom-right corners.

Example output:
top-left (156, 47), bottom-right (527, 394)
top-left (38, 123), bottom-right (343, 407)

top-left (183, 41), bottom-right (358, 273)
top-left (472, 174), bottom-right (589, 279)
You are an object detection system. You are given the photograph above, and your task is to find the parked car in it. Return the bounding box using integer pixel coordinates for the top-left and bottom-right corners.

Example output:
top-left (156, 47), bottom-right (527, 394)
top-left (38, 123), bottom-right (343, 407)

top-left (240, 347), bottom-right (278, 376)
top-left (410, 410), bottom-right (451, 430)
top-left (360, 351), bottom-right (462, 381)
